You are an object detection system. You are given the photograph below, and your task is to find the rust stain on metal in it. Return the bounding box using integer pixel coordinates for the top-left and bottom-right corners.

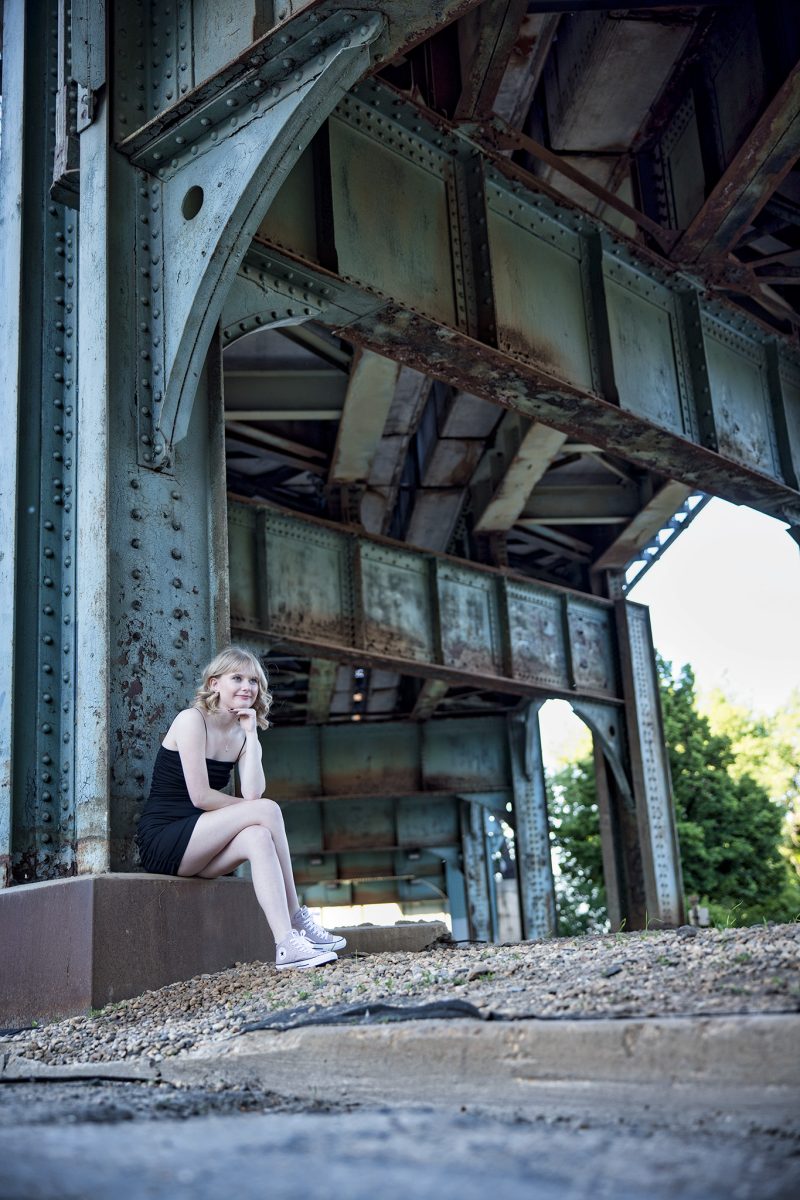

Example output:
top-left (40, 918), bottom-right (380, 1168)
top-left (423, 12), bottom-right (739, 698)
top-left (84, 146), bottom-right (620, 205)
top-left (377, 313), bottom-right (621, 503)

top-left (337, 304), bottom-right (800, 525)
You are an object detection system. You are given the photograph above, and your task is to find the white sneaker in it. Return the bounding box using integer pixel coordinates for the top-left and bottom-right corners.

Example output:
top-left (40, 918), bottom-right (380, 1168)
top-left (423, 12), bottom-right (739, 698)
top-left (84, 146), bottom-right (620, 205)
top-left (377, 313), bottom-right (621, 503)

top-left (275, 929), bottom-right (337, 971)
top-left (292, 905), bottom-right (347, 952)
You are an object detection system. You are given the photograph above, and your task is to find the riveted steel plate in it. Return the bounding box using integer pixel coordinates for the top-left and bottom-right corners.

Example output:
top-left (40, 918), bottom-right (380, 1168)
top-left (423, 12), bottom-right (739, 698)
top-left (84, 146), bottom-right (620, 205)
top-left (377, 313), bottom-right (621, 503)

top-left (329, 117), bottom-right (456, 327)
top-left (360, 542), bottom-right (435, 662)
top-left (262, 726), bottom-right (322, 799)
top-left (258, 144), bottom-right (318, 262)
top-left (323, 796), bottom-right (396, 851)
top-left (422, 717), bottom-right (509, 791)
top-left (487, 206), bottom-right (593, 389)
top-left (436, 563), bottom-right (503, 676)
top-left (566, 599), bottom-right (617, 696)
top-left (228, 504), bottom-right (260, 630)
top-left (604, 268), bottom-right (685, 434)
top-left (293, 853), bottom-right (340, 885)
top-left (282, 801), bottom-right (324, 854)
top-left (262, 511), bottom-right (353, 645)
top-left (340, 850), bottom-right (398, 878)
top-left (703, 318), bottom-right (776, 474)
top-left (397, 796), bottom-right (460, 848)
top-left (778, 358), bottom-right (800, 479)
top-left (320, 722), bottom-right (421, 795)
top-left (623, 603), bottom-right (682, 926)
top-left (505, 584), bottom-right (570, 691)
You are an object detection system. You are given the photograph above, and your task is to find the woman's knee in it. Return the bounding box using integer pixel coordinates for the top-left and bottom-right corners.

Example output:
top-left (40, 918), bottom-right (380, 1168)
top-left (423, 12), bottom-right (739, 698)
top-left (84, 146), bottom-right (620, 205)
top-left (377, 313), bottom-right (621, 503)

top-left (238, 824), bottom-right (276, 856)
top-left (251, 797), bottom-right (283, 828)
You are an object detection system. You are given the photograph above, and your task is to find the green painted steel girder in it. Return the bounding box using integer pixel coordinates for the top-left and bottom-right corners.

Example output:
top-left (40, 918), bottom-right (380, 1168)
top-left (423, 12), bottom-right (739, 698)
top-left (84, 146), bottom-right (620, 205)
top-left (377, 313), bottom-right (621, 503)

top-left (261, 717), bottom-right (512, 801)
top-left (229, 499), bottom-right (623, 703)
top-left (245, 79), bottom-right (800, 527)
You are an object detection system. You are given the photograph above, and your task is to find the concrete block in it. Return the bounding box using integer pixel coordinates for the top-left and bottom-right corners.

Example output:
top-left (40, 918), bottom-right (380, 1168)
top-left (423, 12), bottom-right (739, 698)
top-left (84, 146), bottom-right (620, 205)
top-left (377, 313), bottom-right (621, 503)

top-left (334, 921), bottom-right (449, 956)
top-left (0, 874), bottom-right (274, 1027)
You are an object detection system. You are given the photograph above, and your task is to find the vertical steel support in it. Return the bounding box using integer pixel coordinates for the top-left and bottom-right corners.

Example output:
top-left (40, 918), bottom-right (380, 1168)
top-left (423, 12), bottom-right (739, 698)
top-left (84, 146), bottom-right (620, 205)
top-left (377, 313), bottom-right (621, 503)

top-left (66, 4), bottom-right (381, 873)
top-left (571, 697), bottom-right (645, 930)
top-left (508, 704), bottom-right (558, 939)
top-left (1, 0), bottom-right (81, 884)
top-left (615, 600), bottom-right (685, 927)
top-left (75, 55), bottom-right (111, 876)
top-left (0, 0), bottom-right (27, 887)
top-left (444, 859), bottom-right (470, 942)
top-left (460, 800), bottom-right (493, 941)
top-left (72, 12), bottom-right (234, 872)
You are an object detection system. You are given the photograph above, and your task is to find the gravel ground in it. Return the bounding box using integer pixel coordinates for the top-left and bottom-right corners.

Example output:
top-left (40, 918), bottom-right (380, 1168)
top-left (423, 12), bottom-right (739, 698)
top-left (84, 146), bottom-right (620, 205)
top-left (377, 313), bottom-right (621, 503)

top-left (3, 922), bottom-right (798, 1067)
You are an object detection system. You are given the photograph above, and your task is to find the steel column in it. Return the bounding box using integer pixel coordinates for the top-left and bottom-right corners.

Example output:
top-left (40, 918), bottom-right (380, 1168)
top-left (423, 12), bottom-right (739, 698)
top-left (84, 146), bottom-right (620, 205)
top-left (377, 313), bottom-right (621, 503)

top-left (0, 1), bottom-right (82, 884)
top-left (460, 800), bottom-right (493, 942)
top-left (444, 860), bottom-right (470, 941)
top-left (65, 2), bottom-right (388, 875)
top-left (508, 704), bottom-right (558, 939)
top-left (614, 601), bottom-right (685, 927)
top-left (75, 43), bottom-right (110, 876)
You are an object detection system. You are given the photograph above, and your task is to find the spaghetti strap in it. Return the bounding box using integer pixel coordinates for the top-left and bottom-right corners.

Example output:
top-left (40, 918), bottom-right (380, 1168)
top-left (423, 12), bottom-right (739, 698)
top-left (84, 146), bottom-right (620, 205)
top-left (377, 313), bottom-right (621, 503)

top-left (196, 707), bottom-right (208, 751)
top-left (234, 731), bottom-right (247, 762)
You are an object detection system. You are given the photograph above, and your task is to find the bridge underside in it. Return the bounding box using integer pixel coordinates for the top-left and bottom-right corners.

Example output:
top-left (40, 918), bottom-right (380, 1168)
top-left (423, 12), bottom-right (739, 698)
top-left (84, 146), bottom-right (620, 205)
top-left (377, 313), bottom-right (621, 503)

top-left (2, 0), bottom-right (799, 953)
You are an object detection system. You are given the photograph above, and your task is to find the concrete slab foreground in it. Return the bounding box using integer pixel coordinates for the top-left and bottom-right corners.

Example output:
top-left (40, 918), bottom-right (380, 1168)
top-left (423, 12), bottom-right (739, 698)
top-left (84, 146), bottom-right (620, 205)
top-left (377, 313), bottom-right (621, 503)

top-left (159, 1012), bottom-right (800, 1103)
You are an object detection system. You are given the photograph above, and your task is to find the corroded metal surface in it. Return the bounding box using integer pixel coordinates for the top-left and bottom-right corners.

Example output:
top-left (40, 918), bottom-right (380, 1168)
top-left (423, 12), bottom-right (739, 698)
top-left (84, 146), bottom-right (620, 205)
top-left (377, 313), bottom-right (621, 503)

top-left (615, 602), bottom-right (685, 928)
top-left (508, 704), bottom-right (557, 939)
top-left (243, 68), bottom-right (800, 520)
top-left (262, 718), bottom-right (511, 802)
top-left (231, 498), bottom-right (622, 703)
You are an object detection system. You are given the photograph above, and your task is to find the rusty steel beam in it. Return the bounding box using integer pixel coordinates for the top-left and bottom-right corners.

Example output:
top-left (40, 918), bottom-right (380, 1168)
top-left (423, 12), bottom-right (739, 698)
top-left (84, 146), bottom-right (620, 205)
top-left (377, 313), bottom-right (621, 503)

top-left (339, 304), bottom-right (800, 526)
top-left (410, 679), bottom-right (450, 721)
top-left (672, 55), bottom-right (800, 264)
top-left (453, 0), bottom-right (528, 121)
top-left (246, 77), bottom-right (800, 527)
top-left (474, 422), bottom-right (569, 532)
top-left (229, 497), bottom-right (624, 704)
top-left (591, 480), bottom-right (692, 573)
top-left (484, 121), bottom-right (679, 253)
top-left (115, 1), bottom-right (486, 160)
top-left (494, 12), bottom-right (559, 129)
top-left (329, 349), bottom-right (400, 483)
top-left (525, 1), bottom-right (731, 7)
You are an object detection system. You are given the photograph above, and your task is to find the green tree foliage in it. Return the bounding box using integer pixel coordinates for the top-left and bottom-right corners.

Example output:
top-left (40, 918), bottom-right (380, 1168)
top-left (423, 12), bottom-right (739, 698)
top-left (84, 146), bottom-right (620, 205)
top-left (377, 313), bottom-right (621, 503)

top-left (703, 689), bottom-right (800, 878)
top-left (548, 661), bottom-right (800, 931)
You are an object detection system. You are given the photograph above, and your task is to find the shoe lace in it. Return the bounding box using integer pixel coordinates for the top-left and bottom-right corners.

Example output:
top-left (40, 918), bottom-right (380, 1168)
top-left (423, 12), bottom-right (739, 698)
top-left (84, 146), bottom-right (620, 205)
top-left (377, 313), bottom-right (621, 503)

top-left (298, 907), bottom-right (330, 940)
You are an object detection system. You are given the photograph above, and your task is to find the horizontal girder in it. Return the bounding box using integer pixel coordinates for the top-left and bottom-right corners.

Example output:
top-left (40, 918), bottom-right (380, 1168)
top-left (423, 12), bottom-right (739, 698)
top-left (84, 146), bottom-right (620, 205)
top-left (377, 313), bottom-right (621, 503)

top-left (258, 716), bottom-right (513, 800)
top-left (246, 78), bottom-right (800, 526)
top-left (229, 498), bottom-right (623, 703)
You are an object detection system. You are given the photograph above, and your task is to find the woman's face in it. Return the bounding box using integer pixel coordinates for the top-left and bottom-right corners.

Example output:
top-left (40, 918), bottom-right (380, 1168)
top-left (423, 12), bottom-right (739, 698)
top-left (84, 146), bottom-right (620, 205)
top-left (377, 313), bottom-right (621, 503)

top-left (210, 667), bottom-right (259, 714)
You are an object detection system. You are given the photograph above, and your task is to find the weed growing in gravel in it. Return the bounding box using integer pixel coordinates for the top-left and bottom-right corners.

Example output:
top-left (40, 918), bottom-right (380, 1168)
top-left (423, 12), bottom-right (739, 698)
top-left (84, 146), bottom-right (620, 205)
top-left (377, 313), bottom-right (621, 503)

top-left (714, 901), bottom-right (744, 929)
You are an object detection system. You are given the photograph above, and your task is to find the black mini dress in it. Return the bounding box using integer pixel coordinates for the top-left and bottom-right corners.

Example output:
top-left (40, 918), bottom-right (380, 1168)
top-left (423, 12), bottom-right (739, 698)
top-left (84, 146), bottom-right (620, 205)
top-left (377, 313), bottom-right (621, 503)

top-left (136, 745), bottom-right (240, 876)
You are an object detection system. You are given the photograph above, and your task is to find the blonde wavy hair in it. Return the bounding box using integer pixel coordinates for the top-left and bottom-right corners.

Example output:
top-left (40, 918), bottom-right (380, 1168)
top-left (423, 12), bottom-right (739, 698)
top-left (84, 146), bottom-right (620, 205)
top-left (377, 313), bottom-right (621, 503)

top-left (194, 646), bottom-right (272, 729)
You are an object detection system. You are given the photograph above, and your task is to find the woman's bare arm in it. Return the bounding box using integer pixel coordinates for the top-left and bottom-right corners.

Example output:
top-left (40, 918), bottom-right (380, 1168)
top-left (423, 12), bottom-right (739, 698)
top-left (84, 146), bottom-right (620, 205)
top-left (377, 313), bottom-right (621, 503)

top-left (235, 711), bottom-right (266, 800)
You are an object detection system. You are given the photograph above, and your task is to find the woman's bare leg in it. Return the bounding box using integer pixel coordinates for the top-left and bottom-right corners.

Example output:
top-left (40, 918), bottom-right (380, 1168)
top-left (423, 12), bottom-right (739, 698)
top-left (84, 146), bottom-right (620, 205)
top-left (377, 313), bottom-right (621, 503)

top-left (189, 824), bottom-right (293, 943)
top-left (177, 798), bottom-right (300, 913)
